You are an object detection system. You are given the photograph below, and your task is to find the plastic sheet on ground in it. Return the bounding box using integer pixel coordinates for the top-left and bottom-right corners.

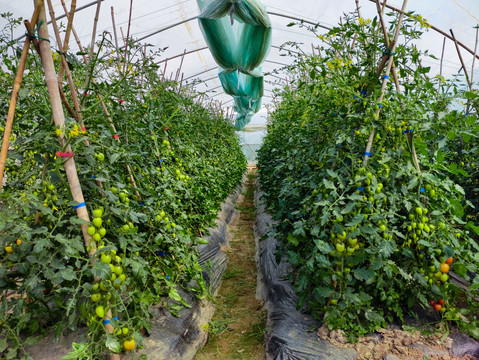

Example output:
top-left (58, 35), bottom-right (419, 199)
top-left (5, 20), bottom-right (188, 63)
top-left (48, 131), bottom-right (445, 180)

top-left (254, 185), bottom-right (357, 360)
top-left (24, 186), bottom-right (242, 360)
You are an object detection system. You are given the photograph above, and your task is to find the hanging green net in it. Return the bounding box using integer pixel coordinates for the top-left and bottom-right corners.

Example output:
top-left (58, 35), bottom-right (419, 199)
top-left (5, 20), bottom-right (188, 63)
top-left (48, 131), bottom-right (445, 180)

top-left (218, 68), bottom-right (264, 99)
top-left (197, 0), bottom-right (271, 130)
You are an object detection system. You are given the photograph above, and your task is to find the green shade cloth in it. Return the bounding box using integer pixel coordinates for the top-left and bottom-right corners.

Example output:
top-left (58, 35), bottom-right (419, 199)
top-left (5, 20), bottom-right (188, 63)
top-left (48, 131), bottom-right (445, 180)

top-left (197, 0), bottom-right (271, 130)
top-left (219, 68), bottom-right (264, 99)
top-left (198, 17), bottom-right (271, 73)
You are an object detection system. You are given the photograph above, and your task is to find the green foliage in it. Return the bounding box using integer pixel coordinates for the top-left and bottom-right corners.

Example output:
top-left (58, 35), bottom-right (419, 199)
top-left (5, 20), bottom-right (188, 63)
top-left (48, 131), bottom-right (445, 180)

top-left (0, 15), bottom-right (246, 359)
top-left (258, 11), bottom-right (479, 339)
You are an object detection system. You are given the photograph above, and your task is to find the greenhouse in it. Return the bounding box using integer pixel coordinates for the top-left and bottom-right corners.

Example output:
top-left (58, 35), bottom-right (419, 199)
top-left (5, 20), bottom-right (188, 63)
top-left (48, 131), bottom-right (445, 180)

top-left (0, 0), bottom-right (479, 359)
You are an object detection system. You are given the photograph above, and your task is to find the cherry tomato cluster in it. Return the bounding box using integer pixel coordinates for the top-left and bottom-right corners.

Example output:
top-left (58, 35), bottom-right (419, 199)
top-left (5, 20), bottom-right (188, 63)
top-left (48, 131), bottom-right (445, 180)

top-left (429, 299), bottom-right (446, 312)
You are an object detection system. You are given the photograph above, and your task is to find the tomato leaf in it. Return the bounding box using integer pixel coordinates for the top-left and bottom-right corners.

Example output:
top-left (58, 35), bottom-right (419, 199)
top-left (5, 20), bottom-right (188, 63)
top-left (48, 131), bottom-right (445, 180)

top-left (365, 309), bottom-right (384, 323)
top-left (105, 334), bottom-right (122, 353)
top-left (91, 262), bottom-right (111, 280)
top-left (354, 268), bottom-right (375, 284)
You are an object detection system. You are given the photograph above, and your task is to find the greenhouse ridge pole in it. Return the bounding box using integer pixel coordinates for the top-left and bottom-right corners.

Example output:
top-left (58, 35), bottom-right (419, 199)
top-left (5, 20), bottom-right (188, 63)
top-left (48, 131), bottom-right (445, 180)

top-left (0, 2), bottom-right (43, 191)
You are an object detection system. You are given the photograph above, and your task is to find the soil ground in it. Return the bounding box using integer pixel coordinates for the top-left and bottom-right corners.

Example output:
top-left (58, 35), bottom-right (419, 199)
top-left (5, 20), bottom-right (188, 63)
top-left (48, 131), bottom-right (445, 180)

top-left (195, 169), bottom-right (266, 360)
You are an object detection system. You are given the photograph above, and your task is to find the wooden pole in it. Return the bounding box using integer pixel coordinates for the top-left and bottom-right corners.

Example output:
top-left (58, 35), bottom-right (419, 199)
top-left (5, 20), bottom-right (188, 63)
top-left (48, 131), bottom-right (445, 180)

top-left (0, 3), bottom-right (43, 191)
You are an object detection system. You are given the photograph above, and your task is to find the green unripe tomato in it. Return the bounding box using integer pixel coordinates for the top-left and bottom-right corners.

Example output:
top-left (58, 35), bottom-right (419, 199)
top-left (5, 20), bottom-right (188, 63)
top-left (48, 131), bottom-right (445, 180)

top-left (92, 217), bottom-right (102, 228)
top-left (95, 305), bottom-right (105, 318)
top-left (87, 226), bottom-right (96, 236)
top-left (92, 209), bottom-right (103, 218)
top-left (335, 243), bottom-right (345, 253)
top-left (91, 293), bottom-right (101, 302)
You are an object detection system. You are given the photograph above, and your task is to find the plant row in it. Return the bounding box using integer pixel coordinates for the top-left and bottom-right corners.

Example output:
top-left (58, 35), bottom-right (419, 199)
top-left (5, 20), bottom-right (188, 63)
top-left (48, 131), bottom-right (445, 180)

top-left (0, 14), bottom-right (246, 359)
top-left (258, 11), bottom-right (479, 340)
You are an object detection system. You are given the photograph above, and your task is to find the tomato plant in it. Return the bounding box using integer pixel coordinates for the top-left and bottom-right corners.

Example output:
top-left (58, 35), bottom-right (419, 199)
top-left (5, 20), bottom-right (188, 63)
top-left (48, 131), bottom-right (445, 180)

top-left (258, 11), bottom-right (479, 340)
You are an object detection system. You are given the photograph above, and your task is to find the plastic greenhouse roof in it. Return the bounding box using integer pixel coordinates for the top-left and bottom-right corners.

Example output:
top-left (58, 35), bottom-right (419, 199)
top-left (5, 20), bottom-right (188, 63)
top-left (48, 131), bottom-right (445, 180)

top-left (0, 0), bottom-right (478, 116)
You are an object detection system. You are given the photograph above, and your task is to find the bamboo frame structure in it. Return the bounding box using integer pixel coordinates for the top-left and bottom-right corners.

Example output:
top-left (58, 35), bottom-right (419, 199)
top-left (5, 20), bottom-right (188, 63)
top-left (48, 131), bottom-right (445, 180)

top-left (363, 0), bottom-right (408, 167)
top-left (60, 2), bottom-right (142, 202)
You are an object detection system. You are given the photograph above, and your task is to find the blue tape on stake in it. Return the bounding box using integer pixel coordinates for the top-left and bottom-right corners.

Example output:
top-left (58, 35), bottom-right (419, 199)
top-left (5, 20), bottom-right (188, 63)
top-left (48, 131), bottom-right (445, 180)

top-left (139, 202), bottom-right (145, 206)
top-left (73, 202), bottom-right (86, 209)
top-left (384, 75), bottom-right (390, 79)
top-left (166, 275), bottom-right (170, 279)
top-left (357, 187), bottom-right (365, 191)
top-left (378, 104), bottom-right (383, 108)
top-left (103, 320), bottom-right (110, 325)
top-left (365, 152), bottom-right (372, 156)
top-left (420, 188), bottom-right (425, 193)
top-left (113, 317), bottom-right (119, 321)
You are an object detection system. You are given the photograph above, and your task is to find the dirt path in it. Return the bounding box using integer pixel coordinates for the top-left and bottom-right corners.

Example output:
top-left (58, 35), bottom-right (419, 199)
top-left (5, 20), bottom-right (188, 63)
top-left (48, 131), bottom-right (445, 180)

top-left (195, 170), bottom-right (265, 360)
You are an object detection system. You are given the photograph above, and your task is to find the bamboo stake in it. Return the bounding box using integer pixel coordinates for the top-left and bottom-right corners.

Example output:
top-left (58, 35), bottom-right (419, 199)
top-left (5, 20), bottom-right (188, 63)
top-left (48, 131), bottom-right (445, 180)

top-left (36, 4), bottom-right (119, 357)
top-left (122, 0), bottom-right (134, 73)
top-left (471, 26), bottom-right (479, 85)
top-left (438, 37), bottom-right (446, 93)
top-left (35, 0), bottom-right (93, 262)
top-left (57, 0), bottom-right (76, 83)
top-left (110, 7), bottom-right (121, 60)
top-left (176, 50), bottom-right (186, 82)
top-left (375, 0), bottom-right (400, 91)
top-left (0, 3), bottom-right (44, 191)
top-left (47, 0), bottom-right (82, 123)
top-left (82, 0), bottom-right (103, 106)
top-left (450, 29), bottom-right (471, 89)
top-left (466, 26), bottom-right (478, 114)
top-left (162, 59), bottom-right (168, 81)
top-left (363, 0), bottom-right (408, 167)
